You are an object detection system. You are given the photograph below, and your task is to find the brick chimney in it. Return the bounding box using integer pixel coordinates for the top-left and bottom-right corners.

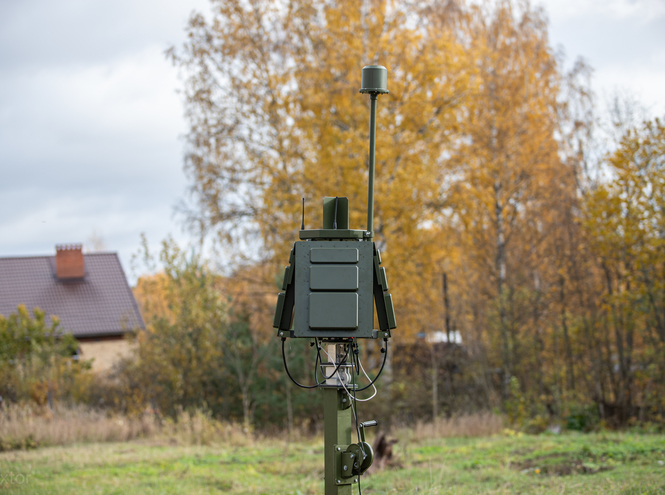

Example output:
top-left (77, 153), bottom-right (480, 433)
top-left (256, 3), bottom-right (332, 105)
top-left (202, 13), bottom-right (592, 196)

top-left (56, 244), bottom-right (85, 279)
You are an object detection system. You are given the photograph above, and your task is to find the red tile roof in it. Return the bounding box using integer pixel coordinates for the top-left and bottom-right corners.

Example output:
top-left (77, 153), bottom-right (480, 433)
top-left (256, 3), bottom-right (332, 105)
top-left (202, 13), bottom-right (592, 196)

top-left (0, 252), bottom-right (144, 338)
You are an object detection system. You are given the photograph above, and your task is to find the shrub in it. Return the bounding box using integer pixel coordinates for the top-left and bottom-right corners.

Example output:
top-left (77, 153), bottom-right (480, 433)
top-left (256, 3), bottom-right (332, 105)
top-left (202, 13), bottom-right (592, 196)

top-left (565, 403), bottom-right (600, 432)
top-left (0, 305), bottom-right (92, 406)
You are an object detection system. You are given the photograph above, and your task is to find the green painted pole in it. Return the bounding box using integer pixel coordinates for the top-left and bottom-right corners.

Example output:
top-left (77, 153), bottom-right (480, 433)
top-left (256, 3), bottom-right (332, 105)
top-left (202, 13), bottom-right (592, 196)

top-left (324, 388), bottom-right (353, 494)
top-left (366, 93), bottom-right (378, 239)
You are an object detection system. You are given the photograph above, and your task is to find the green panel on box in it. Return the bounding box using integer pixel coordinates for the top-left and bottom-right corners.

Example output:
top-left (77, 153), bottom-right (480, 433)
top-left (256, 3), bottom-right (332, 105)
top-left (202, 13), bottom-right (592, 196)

top-left (309, 292), bottom-right (358, 329)
top-left (379, 266), bottom-right (389, 290)
top-left (310, 248), bottom-right (359, 263)
top-left (273, 292), bottom-right (286, 328)
top-left (299, 229), bottom-right (365, 240)
top-left (310, 265), bottom-right (358, 291)
top-left (281, 265), bottom-right (292, 290)
top-left (384, 293), bottom-right (397, 329)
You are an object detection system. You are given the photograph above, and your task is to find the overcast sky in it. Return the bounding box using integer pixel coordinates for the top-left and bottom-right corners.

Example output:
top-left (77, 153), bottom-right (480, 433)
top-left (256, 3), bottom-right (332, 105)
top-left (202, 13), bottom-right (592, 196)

top-left (1, 0), bottom-right (663, 282)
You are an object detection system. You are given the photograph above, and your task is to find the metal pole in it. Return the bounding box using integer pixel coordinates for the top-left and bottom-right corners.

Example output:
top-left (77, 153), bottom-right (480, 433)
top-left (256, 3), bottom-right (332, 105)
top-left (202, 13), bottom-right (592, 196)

top-left (324, 388), bottom-right (353, 495)
top-left (323, 344), bottom-right (354, 495)
top-left (366, 93), bottom-right (378, 239)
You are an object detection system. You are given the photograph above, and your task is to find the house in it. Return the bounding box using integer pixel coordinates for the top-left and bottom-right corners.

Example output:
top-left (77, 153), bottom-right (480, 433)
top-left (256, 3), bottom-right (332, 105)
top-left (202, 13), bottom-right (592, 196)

top-left (0, 244), bottom-right (144, 371)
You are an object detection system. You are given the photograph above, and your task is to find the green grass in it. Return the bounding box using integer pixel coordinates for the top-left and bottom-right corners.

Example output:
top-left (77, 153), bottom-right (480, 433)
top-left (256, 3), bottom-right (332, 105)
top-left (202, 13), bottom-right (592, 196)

top-left (1, 431), bottom-right (664, 494)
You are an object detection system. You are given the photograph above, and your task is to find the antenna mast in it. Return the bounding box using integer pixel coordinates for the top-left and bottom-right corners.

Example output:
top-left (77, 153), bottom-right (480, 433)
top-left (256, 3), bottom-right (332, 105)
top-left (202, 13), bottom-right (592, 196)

top-left (360, 65), bottom-right (389, 240)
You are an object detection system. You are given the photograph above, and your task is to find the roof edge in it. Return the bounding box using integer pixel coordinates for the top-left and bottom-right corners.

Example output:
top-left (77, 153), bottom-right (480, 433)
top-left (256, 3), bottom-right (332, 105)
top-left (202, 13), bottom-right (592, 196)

top-left (74, 330), bottom-right (134, 340)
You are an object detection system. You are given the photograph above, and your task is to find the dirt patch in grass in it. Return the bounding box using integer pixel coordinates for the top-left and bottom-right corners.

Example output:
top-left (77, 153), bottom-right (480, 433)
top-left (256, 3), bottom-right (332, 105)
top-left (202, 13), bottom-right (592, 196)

top-left (514, 453), bottom-right (614, 476)
top-left (509, 447), bottom-right (534, 456)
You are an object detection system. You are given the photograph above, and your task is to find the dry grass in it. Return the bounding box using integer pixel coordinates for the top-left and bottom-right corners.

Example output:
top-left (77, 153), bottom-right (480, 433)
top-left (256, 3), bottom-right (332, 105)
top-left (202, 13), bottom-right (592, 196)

top-left (0, 403), bottom-right (156, 450)
top-left (0, 403), bottom-right (251, 451)
top-left (396, 412), bottom-right (505, 442)
top-left (1, 402), bottom-right (502, 453)
top-left (159, 408), bottom-right (251, 447)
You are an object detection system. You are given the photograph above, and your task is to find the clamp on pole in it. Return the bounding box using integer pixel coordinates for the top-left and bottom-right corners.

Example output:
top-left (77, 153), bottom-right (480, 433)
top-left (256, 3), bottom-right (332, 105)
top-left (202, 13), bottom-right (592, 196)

top-left (341, 419), bottom-right (377, 478)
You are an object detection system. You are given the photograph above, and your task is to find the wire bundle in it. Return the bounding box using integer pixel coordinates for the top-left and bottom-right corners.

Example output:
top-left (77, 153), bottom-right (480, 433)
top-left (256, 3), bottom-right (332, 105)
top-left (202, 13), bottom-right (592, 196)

top-left (281, 337), bottom-right (388, 392)
top-left (281, 337), bottom-right (389, 494)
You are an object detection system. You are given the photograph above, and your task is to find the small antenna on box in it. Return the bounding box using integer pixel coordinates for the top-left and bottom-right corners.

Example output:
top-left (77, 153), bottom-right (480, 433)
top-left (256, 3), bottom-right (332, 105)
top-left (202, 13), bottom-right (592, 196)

top-left (301, 198), bottom-right (305, 230)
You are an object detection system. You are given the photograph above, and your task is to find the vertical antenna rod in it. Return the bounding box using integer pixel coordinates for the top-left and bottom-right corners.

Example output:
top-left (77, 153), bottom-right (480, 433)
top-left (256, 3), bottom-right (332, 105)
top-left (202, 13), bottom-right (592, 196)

top-left (359, 66), bottom-right (388, 240)
top-left (367, 94), bottom-right (377, 236)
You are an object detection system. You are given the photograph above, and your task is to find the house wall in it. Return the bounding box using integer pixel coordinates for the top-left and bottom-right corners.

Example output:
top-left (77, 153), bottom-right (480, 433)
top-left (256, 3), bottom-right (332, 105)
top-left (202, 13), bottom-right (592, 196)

top-left (78, 337), bottom-right (133, 372)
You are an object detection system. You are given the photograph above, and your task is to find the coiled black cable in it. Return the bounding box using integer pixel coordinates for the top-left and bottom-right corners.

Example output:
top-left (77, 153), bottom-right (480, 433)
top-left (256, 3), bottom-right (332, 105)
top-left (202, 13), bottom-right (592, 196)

top-left (282, 338), bottom-right (353, 389)
top-left (282, 336), bottom-right (388, 396)
top-left (281, 338), bottom-right (319, 389)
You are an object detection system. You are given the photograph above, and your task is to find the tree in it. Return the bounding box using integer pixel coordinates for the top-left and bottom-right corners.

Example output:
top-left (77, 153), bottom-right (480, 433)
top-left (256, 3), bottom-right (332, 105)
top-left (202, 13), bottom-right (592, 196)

top-left (170, 0), bottom-right (475, 338)
top-left (583, 118), bottom-right (665, 421)
top-left (129, 239), bottom-right (307, 427)
top-left (441, 0), bottom-right (576, 402)
top-left (167, 0), bottom-right (665, 426)
top-left (0, 305), bottom-right (88, 406)
top-left (124, 239), bottom-right (230, 417)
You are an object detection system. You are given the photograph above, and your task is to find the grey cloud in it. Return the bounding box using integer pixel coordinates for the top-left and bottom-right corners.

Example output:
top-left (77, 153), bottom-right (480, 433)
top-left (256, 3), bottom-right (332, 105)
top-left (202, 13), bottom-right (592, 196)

top-left (0, 0), bottom-right (208, 69)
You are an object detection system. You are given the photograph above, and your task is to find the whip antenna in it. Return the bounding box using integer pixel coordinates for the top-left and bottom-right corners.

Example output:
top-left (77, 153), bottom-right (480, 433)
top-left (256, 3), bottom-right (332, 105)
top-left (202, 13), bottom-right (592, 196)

top-left (359, 65), bottom-right (389, 240)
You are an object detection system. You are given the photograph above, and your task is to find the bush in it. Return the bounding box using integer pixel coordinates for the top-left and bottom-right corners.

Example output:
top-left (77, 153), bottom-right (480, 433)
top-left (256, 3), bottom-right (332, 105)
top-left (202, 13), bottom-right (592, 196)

top-left (0, 305), bottom-right (92, 406)
top-left (565, 403), bottom-right (600, 432)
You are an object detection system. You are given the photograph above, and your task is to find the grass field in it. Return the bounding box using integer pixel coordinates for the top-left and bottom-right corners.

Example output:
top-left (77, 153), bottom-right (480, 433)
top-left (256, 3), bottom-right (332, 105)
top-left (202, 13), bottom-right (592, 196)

top-left (1, 430), bottom-right (664, 494)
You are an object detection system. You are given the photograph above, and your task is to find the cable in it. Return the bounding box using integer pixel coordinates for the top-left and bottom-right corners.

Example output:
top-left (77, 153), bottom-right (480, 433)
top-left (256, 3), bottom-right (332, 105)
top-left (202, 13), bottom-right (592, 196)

top-left (282, 338), bottom-right (352, 389)
top-left (315, 339), bottom-right (349, 383)
top-left (282, 337), bottom-right (385, 495)
top-left (350, 342), bottom-right (363, 495)
top-left (325, 343), bottom-right (378, 402)
top-left (281, 338), bottom-right (319, 389)
top-left (318, 341), bottom-right (363, 495)
top-left (317, 340), bottom-right (385, 493)
top-left (354, 352), bottom-right (378, 401)
top-left (352, 342), bottom-right (361, 374)
top-left (353, 339), bottom-right (389, 392)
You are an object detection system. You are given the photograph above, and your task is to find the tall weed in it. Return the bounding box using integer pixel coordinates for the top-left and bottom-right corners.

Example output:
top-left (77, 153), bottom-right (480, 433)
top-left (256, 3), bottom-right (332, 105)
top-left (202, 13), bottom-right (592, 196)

top-left (0, 403), bottom-right (154, 450)
top-left (395, 412), bottom-right (504, 443)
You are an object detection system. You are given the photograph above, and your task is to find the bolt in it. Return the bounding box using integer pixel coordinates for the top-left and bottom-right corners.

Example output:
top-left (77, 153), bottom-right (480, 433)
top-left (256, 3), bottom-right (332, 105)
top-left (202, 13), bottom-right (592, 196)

top-left (354, 479), bottom-right (358, 483)
top-left (350, 454), bottom-right (354, 459)
top-left (336, 480), bottom-right (341, 484)
top-left (336, 447), bottom-right (341, 451)
top-left (343, 465), bottom-right (348, 471)
top-left (279, 332), bottom-right (284, 336)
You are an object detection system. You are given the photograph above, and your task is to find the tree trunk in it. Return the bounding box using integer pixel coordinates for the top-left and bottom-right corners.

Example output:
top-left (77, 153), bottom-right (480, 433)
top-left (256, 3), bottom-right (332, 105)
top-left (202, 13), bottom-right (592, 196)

top-left (494, 181), bottom-right (510, 399)
top-left (443, 273), bottom-right (451, 343)
top-left (559, 276), bottom-right (575, 392)
top-left (431, 343), bottom-right (438, 423)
